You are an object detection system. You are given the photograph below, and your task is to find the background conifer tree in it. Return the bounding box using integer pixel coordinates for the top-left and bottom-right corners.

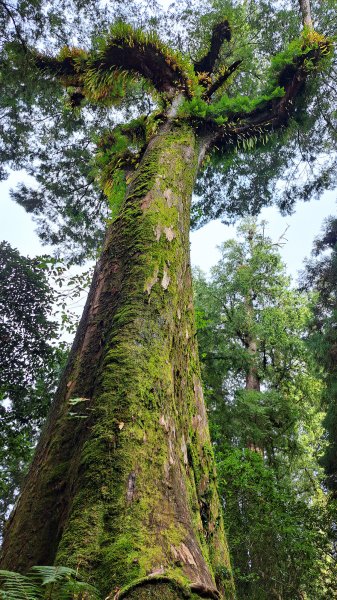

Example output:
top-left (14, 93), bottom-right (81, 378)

top-left (194, 221), bottom-right (336, 598)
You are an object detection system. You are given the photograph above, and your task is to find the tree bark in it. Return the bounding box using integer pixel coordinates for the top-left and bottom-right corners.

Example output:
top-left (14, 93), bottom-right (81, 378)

top-left (245, 335), bottom-right (262, 455)
top-left (245, 337), bottom-right (260, 393)
top-left (0, 124), bottom-right (234, 599)
top-left (298, 0), bottom-right (313, 28)
top-left (244, 285), bottom-right (261, 455)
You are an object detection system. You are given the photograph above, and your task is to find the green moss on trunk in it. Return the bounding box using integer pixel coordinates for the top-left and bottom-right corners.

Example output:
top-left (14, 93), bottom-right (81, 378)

top-left (116, 578), bottom-right (218, 599)
top-left (0, 123), bottom-right (234, 599)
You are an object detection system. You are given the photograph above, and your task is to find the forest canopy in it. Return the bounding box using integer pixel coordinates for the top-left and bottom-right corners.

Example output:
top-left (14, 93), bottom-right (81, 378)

top-left (0, 0), bottom-right (336, 261)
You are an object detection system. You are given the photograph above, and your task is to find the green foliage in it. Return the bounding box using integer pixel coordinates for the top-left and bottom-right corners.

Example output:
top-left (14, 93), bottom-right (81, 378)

top-left (179, 87), bottom-right (285, 125)
top-left (0, 244), bottom-right (73, 534)
top-left (0, 566), bottom-right (100, 599)
top-left (302, 217), bottom-right (337, 497)
top-left (216, 448), bottom-right (334, 600)
top-left (0, 242), bottom-right (57, 396)
top-left (194, 220), bottom-right (335, 598)
top-left (267, 29), bottom-right (331, 86)
top-left (1, 1), bottom-right (335, 260)
top-left (91, 118), bottom-right (146, 216)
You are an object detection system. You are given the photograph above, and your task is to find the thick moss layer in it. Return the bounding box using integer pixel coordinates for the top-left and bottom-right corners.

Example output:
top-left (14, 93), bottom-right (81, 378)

top-left (117, 578), bottom-right (218, 599)
top-left (0, 123), bottom-right (234, 599)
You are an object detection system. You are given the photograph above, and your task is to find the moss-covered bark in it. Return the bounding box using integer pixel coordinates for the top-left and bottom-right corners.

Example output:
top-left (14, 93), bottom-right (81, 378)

top-left (0, 123), bottom-right (234, 599)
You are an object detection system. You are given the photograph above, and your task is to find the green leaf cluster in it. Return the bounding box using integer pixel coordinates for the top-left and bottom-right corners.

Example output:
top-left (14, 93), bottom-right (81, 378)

top-left (0, 566), bottom-right (99, 600)
top-left (303, 217), bottom-right (337, 500)
top-left (0, 244), bottom-right (69, 535)
top-left (179, 87), bottom-right (285, 126)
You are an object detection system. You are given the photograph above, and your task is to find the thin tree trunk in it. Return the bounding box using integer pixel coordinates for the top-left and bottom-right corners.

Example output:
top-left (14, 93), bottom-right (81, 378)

top-left (244, 286), bottom-right (262, 455)
top-left (245, 335), bottom-right (262, 455)
top-left (245, 337), bottom-right (260, 393)
top-left (298, 0), bottom-right (313, 28)
top-left (0, 124), bottom-right (234, 599)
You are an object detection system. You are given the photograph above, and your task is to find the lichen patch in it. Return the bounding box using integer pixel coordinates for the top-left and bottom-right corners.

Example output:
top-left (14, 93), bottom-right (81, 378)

top-left (161, 266), bottom-right (170, 290)
top-left (159, 414), bottom-right (170, 432)
top-left (163, 188), bottom-right (174, 207)
top-left (155, 225), bottom-right (162, 241)
top-left (164, 227), bottom-right (176, 241)
top-left (141, 190), bottom-right (154, 211)
top-left (171, 543), bottom-right (197, 567)
top-left (145, 266), bottom-right (159, 294)
top-left (181, 435), bottom-right (188, 467)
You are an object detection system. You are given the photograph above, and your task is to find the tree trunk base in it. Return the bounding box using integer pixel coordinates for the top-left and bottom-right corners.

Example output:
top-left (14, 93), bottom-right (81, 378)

top-left (114, 577), bottom-right (220, 599)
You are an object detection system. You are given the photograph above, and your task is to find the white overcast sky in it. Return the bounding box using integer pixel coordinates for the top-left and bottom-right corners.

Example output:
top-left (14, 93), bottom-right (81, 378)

top-left (1, 171), bottom-right (336, 281)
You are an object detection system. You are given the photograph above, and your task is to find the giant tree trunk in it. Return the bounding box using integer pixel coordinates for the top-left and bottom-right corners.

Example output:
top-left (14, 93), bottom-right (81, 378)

top-left (0, 124), bottom-right (234, 599)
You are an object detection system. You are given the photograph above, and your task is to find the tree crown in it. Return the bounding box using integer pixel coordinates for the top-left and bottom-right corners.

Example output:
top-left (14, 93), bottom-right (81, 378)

top-left (0, 0), bottom-right (335, 260)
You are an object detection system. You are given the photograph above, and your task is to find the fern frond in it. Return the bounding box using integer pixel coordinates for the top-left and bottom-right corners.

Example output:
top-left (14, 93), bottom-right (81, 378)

top-left (0, 570), bottom-right (42, 600)
top-left (30, 565), bottom-right (75, 586)
top-left (0, 567), bottom-right (101, 600)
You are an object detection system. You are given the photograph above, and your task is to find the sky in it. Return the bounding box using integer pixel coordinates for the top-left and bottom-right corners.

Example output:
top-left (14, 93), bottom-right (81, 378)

top-left (1, 171), bottom-right (336, 282)
top-left (191, 190), bottom-right (337, 279)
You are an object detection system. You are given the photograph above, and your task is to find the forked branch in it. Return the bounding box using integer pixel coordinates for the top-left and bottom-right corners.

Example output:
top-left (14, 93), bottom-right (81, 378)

top-left (194, 20), bottom-right (231, 75)
top-left (207, 36), bottom-right (331, 153)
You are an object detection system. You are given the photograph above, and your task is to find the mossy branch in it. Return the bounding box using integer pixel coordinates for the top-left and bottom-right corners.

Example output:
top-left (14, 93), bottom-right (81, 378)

top-left (33, 23), bottom-right (197, 104)
top-left (88, 24), bottom-right (193, 96)
top-left (113, 575), bottom-right (221, 599)
top-left (197, 32), bottom-right (332, 154)
top-left (194, 20), bottom-right (232, 75)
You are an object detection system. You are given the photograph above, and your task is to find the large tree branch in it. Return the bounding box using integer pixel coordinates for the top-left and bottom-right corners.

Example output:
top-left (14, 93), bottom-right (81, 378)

top-left (33, 26), bottom-right (191, 100)
top-left (89, 37), bottom-right (188, 94)
top-left (194, 20), bottom-right (231, 75)
top-left (203, 37), bottom-right (331, 154)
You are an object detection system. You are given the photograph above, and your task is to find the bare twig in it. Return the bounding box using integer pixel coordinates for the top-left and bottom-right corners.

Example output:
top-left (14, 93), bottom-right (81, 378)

top-left (272, 225), bottom-right (289, 248)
